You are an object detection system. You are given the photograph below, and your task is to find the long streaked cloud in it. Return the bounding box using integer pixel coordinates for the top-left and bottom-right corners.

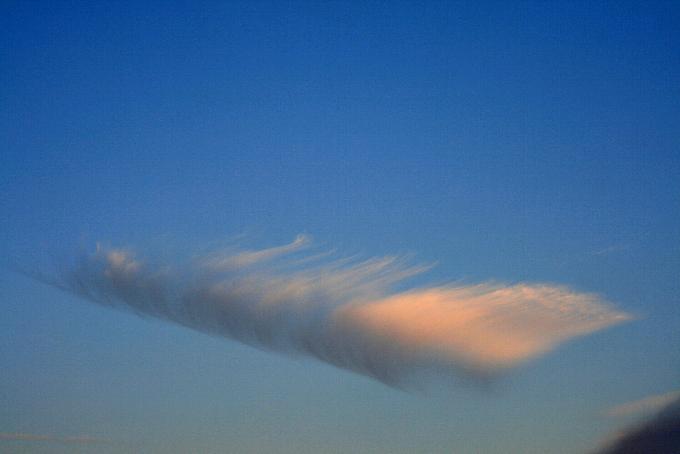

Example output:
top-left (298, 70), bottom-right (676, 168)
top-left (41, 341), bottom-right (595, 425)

top-left (0, 432), bottom-right (107, 445)
top-left (40, 236), bottom-right (631, 388)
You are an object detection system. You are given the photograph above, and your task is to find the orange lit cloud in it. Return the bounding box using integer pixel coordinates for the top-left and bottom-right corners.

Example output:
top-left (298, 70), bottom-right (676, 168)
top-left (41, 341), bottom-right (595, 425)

top-left (336, 285), bottom-right (630, 372)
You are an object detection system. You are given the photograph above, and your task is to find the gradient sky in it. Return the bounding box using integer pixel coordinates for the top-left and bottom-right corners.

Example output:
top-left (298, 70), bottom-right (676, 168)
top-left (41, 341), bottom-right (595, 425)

top-left (1, 1), bottom-right (679, 453)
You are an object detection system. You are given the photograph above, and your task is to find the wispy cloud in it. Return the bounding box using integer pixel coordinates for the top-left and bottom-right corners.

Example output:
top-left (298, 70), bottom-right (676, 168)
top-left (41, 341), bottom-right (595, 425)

top-left (0, 432), bottom-right (107, 445)
top-left (201, 234), bottom-right (310, 270)
top-left (38, 236), bottom-right (631, 388)
top-left (592, 244), bottom-right (631, 256)
top-left (606, 390), bottom-right (680, 418)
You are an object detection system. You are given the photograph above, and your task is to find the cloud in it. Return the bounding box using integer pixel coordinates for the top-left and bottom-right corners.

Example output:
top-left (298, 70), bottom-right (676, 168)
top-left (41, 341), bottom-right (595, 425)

top-left (0, 433), bottom-right (52, 442)
top-left (40, 236), bottom-right (631, 388)
top-left (592, 244), bottom-right (630, 256)
top-left (0, 432), bottom-right (107, 445)
top-left (595, 396), bottom-right (680, 454)
top-left (201, 234), bottom-right (310, 270)
top-left (335, 285), bottom-right (629, 372)
top-left (606, 390), bottom-right (680, 418)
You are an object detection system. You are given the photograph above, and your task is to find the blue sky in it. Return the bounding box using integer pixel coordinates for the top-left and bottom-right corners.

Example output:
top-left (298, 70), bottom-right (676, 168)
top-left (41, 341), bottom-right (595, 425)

top-left (1, 1), bottom-right (679, 453)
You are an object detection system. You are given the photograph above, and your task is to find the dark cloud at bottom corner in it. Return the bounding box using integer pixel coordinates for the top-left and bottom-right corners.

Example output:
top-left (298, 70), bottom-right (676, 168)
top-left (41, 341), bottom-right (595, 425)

top-left (596, 397), bottom-right (680, 454)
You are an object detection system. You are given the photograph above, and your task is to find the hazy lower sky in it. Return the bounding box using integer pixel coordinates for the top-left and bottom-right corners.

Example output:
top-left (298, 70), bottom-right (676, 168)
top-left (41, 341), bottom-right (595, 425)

top-left (1, 2), bottom-right (679, 453)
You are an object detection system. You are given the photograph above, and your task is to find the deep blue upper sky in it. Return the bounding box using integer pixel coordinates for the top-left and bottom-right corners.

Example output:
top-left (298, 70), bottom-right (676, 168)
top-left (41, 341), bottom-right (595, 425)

top-left (1, 2), bottom-right (679, 453)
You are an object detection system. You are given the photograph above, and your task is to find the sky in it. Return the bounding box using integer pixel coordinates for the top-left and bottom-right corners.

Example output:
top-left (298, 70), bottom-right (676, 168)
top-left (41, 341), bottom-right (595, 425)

top-left (1, 1), bottom-right (679, 453)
